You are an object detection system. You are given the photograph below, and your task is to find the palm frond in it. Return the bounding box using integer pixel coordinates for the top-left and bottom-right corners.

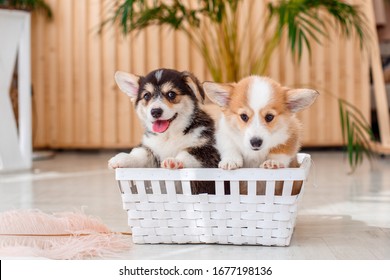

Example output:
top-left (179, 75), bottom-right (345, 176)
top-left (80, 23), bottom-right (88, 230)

top-left (0, 0), bottom-right (52, 18)
top-left (338, 99), bottom-right (376, 173)
top-left (104, 0), bottom-right (369, 81)
top-left (103, 0), bottom-right (241, 82)
top-left (267, 0), bottom-right (370, 62)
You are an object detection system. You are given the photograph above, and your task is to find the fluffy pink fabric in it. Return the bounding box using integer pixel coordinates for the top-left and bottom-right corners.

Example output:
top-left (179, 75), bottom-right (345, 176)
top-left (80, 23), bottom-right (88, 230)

top-left (0, 209), bottom-right (131, 259)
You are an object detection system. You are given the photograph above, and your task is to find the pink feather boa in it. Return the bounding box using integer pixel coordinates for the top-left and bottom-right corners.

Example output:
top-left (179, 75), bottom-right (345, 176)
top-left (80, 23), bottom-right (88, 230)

top-left (0, 209), bottom-right (131, 259)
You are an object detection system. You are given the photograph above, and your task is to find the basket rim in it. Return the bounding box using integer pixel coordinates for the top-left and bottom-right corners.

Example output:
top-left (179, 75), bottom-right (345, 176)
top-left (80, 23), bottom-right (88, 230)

top-left (115, 153), bottom-right (311, 181)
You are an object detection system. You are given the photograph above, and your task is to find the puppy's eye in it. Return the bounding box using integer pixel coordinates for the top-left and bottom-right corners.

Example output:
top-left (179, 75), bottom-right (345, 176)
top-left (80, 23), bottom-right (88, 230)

top-left (240, 113), bottom-right (249, 122)
top-left (143, 92), bottom-right (151, 101)
top-left (167, 91), bottom-right (176, 100)
top-left (265, 114), bottom-right (274, 123)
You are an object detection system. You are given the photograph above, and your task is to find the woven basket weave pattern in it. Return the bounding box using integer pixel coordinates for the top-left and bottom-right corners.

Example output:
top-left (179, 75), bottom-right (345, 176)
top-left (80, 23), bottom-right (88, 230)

top-left (117, 153), bottom-right (311, 246)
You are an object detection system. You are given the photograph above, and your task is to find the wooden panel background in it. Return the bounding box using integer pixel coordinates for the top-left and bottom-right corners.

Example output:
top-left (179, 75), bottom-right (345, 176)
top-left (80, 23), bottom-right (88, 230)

top-left (30, 0), bottom-right (370, 149)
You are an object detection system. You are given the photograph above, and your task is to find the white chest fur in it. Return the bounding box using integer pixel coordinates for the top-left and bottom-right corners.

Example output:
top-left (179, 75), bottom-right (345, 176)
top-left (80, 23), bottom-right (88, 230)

top-left (142, 126), bottom-right (207, 160)
top-left (240, 147), bottom-right (268, 167)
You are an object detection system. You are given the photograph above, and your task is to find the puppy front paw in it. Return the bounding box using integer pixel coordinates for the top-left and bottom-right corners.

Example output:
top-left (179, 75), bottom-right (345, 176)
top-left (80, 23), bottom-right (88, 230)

top-left (219, 158), bottom-right (243, 170)
top-left (108, 153), bottom-right (133, 169)
top-left (161, 158), bottom-right (184, 169)
top-left (261, 159), bottom-right (285, 169)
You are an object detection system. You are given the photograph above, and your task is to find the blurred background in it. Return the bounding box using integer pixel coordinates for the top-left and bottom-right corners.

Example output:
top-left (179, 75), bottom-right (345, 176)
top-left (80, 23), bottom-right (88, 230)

top-left (3, 0), bottom-right (378, 153)
top-left (2, 0), bottom-right (390, 173)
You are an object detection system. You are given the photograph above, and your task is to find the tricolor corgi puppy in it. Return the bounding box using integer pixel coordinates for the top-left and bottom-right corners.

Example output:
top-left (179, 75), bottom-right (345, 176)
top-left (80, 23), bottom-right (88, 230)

top-left (203, 76), bottom-right (318, 172)
top-left (108, 69), bottom-right (220, 194)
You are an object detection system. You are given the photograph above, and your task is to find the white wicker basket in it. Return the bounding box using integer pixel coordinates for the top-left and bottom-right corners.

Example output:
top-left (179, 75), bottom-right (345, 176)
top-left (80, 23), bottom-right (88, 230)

top-left (116, 153), bottom-right (311, 246)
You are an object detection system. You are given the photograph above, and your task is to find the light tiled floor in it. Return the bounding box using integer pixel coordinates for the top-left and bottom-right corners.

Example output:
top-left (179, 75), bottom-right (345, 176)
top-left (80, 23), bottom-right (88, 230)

top-left (1, 150), bottom-right (389, 259)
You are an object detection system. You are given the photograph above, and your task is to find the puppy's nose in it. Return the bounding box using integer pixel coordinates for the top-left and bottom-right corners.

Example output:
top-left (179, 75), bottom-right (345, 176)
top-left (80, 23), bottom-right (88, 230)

top-left (250, 137), bottom-right (263, 149)
top-left (151, 108), bottom-right (163, 119)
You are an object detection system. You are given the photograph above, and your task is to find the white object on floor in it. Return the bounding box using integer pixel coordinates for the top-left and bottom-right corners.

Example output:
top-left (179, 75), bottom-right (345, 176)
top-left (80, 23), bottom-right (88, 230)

top-left (0, 10), bottom-right (32, 172)
top-left (117, 153), bottom-right (311, 246)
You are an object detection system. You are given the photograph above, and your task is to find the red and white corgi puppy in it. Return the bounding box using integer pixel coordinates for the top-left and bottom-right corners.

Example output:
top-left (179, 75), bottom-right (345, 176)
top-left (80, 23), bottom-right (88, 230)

top-left (203, 75), bottom-right (318, 170)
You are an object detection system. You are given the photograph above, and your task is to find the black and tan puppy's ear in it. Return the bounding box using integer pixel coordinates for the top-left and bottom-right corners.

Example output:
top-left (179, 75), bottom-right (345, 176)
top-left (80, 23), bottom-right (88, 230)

top-left (285, 88), bottom-right (319, 113)
top-left (182, 71), bottom-right (205, 104)
top-left (202, 82), bottom-right (234, 108)
top-left (114, 71), bottom-right (141, 102)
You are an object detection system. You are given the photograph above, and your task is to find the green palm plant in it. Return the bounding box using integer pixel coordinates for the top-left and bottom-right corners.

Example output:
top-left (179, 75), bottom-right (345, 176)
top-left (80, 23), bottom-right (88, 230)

top-left (0, 0), bottom-right (52, 18)
top-left (339, 99), bottom-right (375, 173)
top-left (103, 0), bottom-right (375, 172)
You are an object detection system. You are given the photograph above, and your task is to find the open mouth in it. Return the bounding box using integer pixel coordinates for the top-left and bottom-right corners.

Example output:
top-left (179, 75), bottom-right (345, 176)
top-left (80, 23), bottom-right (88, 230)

top-left (152, 113), bottom-right (178, 133)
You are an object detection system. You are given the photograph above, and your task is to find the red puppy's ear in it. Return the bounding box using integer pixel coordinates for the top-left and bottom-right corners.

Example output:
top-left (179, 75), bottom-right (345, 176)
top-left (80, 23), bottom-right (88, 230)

top-left (203, 82), bottom-right (234, 108)
top-left (286, 88), bottom-right (319, 113)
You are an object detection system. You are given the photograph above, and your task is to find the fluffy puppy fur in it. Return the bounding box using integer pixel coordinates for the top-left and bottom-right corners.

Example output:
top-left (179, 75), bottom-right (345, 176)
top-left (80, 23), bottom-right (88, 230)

top-left (203, 75), bottom-right (318, 194)
top-left (108, 68), bottom-right (220, 194)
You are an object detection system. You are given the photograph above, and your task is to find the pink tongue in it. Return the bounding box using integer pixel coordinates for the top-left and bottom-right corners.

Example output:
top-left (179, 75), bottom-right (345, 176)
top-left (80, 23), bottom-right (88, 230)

top-left (152, 120), bottom-right (170, 133)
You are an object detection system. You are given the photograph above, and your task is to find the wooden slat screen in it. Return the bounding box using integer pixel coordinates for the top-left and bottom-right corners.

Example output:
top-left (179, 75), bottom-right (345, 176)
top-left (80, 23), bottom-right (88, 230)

top-left (30, 0), bottom-right (370, 149)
